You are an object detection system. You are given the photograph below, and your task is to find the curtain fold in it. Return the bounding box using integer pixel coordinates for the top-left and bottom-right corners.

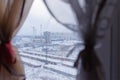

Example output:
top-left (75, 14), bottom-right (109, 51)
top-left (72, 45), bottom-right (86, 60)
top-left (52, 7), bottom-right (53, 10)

top-left (0, 0), bottom-right (33, 79)
top-left (43, 0), bottom-right (117, 80)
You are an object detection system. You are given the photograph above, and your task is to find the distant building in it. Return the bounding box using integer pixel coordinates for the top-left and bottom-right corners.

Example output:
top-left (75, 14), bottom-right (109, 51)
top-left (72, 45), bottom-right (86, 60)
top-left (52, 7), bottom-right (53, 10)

top-left (13, 31), bottom-right (80, 48)
top-left (50, 32), bottom-right (79, 41)
top-left (43, 31), bottom-right (51, 45)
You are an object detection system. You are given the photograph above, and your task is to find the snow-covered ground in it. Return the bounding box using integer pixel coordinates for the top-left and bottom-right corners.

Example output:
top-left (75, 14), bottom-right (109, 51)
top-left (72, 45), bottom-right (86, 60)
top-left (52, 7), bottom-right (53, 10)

top-left (20, 52), bottom-right (74, 66)
top-left (20, 49), bottom-right (76, 60)
top-left (45, 64), bottom-right (77, 76)
top-left (20, 50), bottom-right (77, 80)
top-left (24, 65), bottom-right (75, 80)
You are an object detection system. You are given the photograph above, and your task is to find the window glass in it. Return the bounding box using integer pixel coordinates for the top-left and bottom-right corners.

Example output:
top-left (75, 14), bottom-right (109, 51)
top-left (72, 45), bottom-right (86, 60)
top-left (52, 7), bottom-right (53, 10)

top-left (12, 0), bottom-right (84, 80)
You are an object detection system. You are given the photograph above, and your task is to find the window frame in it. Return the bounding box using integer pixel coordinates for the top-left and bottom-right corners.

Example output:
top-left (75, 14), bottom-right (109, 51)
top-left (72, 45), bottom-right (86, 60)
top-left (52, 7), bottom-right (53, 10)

top-left (110, 2), bottom-right (120, 80)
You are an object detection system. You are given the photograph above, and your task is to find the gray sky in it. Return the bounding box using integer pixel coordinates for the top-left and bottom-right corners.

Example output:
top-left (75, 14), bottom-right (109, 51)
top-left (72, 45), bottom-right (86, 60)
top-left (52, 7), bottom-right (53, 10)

top-left (17, 0), bottom-right (73, 36)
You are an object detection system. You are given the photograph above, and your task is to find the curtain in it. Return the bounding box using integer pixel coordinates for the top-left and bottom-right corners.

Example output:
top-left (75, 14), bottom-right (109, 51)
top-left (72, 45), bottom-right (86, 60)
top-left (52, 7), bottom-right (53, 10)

top-left (43, 0), bottom-right (117, 80)
top-left (0, 0), bottom-right (33, 80)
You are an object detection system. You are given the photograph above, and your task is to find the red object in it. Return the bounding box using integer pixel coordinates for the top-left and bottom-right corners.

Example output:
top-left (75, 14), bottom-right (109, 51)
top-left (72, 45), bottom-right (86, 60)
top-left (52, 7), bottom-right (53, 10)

top-left (0, 41), bottom-right (16, 64)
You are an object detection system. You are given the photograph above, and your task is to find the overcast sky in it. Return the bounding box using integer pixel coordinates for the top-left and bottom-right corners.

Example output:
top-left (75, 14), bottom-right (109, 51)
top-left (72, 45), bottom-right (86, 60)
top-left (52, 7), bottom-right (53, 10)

top-left (17, 0), bottom-right (74, 36)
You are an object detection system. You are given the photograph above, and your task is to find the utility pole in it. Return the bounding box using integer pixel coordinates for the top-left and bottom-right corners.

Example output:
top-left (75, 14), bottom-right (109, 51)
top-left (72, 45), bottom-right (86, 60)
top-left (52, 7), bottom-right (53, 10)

top-left (45, 17), bottom-right (51, 65)
top-left (46, 36), bottom-right (48, 64)
top-left (32, 26), bottom-right (36, 48)
top-left (39, 24), bottom-right (43, 51)
top-left (45, 32), bottom-right (48, 64)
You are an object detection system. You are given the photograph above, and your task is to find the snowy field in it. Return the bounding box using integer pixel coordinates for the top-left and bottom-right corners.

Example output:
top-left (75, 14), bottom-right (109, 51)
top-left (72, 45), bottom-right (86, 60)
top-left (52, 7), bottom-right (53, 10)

top-left (24, 65), bottom-right (75, 80)
top-left (19, 50), bottom-right (77, 80)
top-left (14, 43), bottom-right (84, 80)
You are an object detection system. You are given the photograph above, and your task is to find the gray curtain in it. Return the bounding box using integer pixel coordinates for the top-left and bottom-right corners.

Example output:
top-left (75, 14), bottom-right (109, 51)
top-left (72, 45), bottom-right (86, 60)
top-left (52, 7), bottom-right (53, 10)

top-left (43, 0), bottom-right (117, 80)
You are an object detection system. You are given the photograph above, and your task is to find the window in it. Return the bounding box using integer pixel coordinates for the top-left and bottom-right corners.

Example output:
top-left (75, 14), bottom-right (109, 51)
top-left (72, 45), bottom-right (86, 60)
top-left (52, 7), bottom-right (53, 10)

top-left (12, 0), bottom-right (83, 80)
